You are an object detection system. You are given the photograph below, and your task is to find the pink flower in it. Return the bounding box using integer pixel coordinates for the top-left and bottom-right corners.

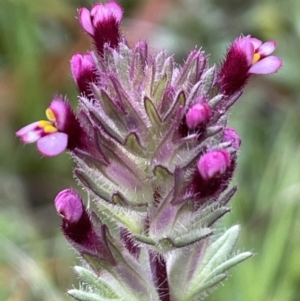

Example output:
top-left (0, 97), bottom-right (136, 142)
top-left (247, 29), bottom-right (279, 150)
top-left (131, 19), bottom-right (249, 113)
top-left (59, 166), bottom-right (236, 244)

top-left (55, 189), bottom-right (83, 224)
top-left (238, 36), bottom-right (282, 74)
top-left (54, 188), bottom-right (116, 265)
top-left (16, 97), bottom-right (83, 156)
top-left (197, 149), bottom-right (231, 181)
top-left (185, 102), bottom-right (212, 130)
top-left (71, 52), bottom-right (97, 95)
top-left (79, 1), bottom-right (123, 54)
top-left (218, 35), bottom-right (282, 96)
top-left (222, 128), bottom-right (241, 150)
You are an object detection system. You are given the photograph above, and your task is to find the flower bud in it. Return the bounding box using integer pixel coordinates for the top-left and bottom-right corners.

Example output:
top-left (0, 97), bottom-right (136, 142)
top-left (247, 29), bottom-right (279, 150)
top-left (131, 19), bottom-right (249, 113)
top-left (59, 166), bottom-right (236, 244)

top-left (197, 149), bottom-right (231, 181)
top-left (54, 188), bottom-right (116, 267)
top-left (222, 128), bottom-right (241, 150)
top-left (186, 102), bottom-right (212, 129)
top-left (78, 1), bottom-right (123, 55)
top-left (71, 52), bottom-right (97, 95)
top-left (55, 189), bottom-right (83, 224)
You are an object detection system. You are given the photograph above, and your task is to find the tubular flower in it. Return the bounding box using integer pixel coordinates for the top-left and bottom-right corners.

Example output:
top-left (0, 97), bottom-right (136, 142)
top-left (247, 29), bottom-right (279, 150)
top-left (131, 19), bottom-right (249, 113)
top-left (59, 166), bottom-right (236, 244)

top-left (218, 35), bottom-right (282, 96)
top-left (79, 1), bottom-right (123, 55)
top-left (54, 189), bottom-right (116, 266)
top-left (186, 149), bottom-right (234, 201)
top-left (71, 52), bottom-right (97, 96)
top-left (16, 97), bottom-right (83, 156)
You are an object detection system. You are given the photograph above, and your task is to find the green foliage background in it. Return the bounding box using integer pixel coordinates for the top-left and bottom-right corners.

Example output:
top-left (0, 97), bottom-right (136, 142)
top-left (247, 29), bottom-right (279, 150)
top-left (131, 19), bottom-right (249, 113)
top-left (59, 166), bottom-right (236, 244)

top-left (1, 0), bottom-right (300, 300)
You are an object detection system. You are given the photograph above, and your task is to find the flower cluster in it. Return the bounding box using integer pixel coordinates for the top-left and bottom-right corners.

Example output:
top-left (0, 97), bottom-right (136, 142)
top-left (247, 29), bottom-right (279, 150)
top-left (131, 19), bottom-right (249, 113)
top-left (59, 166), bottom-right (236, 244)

top-left (16, 1), bottom-right (281, 301)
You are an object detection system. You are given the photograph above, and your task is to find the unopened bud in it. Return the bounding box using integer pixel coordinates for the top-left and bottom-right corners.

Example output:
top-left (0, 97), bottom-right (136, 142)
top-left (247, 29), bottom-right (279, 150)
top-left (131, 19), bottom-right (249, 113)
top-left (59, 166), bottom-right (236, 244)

top-left (186, 102), bottom-right (211, 129)
top-left (197, 149), bottom-right (231, 180)
top-left (54, 189), bottom-right (83, 224)
top-left (71, 53), bottom-right (96, 95)
top-left (222, 128), bottom-right (241, 150)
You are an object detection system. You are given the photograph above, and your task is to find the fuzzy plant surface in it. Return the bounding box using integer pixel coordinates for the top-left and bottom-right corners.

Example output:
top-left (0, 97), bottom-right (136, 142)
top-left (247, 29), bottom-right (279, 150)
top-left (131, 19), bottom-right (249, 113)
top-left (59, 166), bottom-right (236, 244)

top-left (16, 1), bottom-right (282, 301)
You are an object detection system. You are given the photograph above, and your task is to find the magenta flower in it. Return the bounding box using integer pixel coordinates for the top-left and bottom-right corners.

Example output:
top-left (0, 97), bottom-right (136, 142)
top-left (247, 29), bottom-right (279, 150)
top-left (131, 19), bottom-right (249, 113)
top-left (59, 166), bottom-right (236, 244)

top-left (16, 97), bottom-right (83, 156)
top-left (79, 1), bottom-right (123, 54)
top-left (185, 102), bottom-right (212, 130)
top-left (55, 188), bottom-right (84, 224)
top-left (54, 188), bottom-right (116, 266)
top-left (218, 35), bottom-right (282, 96)
top-left (71, 52), bottom-right (97, 95)
top-left (222, 128), bottom-right (241, 150)
top-left (188, 149), bottom-right (234, 201)
top-left (197, 149), bottom-right (231, 181)
top-left (240, 36), bottom-right (282, 74)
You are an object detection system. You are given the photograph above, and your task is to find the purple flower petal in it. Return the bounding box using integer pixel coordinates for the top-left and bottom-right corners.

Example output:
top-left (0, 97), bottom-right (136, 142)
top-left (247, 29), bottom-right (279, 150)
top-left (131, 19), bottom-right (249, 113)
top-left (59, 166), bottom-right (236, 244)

top-left (16, 121), bottom-right (39, 137)
top-left (257, 40), bottom-right (276, 56)
top-left (70, 53), bottom-right (82, 82)
top-left (90, 3), bottom-right (102, 16)
top-left (49, 98), bottom-right (70, 130)
top-left (37, 132), bottom-right (68, 156)
top-left (105, 1), bottom-right (123, 23)
top-left (248, 56), bottom-right (282, 74)
top-left (79, 8), bottom-right (94, 35)
top-left (70, 52), bottom-right (95, 86)
top-left (91, 1), bottom-right (123, 24)
top-left (249, 38), bottom-right (262, 50)
top-left (55, 189), bottom-right (83, 223)
top-left (22, 130), bottom-right (43, 143)
top-left (197, 150), bottom-right (231, 180)
top-left (237, 38), bottom-right (254, 66)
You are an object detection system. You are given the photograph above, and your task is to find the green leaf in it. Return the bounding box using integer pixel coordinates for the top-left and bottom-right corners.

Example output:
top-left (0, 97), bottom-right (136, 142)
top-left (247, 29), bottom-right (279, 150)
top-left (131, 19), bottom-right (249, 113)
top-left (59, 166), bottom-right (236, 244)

top-left (208, 251), bottom-right (252, 279)
top-left (163, 90), bottom-right (186, 122)
top-left (68, 289), bottom-right (119, 301)
top-left (209, 94), bottom-right (223, 108)
top-left (185, 225), bottom-right (242, 299)
top-left (199, 66), bottom-right (216, 95)
top-left (92, 85), bottom-right (127, 131)
top-left (170, 227), bottom-right (212, 248)
top-left (152, 74), bottom-right (168, 103)
top-left (144, 96), bottom-right (162, 127)
top-left (132, 233), bottom-right (156, 245)
top-left (81, 98), bottom-right (124, 144)
top-left (124, 132), bottom-right (146, 157)
top-left (190, 202), bottom-right (231, 227)
top-left (197, 273), bottom-right (227, 292)
top-left (74, 266), bottom-right (119, 299)
top-left (186, 273), bottom-right (228, 301)
top-left (75, 168), bottom-right (111, 203)
top-left (153, 165), bottom-right (173, 184)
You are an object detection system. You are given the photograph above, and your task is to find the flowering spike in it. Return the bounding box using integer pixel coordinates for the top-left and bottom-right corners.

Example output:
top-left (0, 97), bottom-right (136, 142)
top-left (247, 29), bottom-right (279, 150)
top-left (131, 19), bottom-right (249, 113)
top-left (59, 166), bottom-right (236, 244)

top-left (16, 96), bottom-right (85, 156)
top-left (16, 1), bottom-right (284, 299)
top-left (78, 1), bottom-right (123, 55)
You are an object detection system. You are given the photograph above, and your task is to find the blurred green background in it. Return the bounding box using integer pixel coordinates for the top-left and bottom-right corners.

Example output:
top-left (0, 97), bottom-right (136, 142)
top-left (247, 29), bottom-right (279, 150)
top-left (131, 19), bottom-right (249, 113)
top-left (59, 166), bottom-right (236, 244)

top-left (1, 0), bottom-right (300, 300)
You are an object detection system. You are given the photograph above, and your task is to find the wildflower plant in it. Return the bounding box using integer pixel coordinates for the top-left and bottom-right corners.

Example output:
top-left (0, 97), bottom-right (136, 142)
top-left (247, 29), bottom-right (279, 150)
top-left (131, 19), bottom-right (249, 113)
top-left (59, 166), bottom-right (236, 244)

top-left (16, 1), bottom-right (282, 301)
